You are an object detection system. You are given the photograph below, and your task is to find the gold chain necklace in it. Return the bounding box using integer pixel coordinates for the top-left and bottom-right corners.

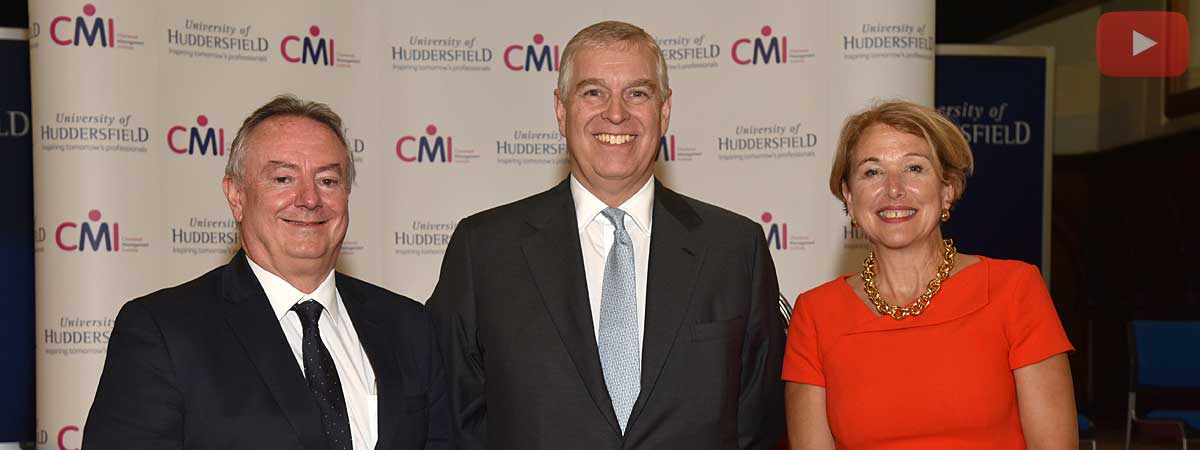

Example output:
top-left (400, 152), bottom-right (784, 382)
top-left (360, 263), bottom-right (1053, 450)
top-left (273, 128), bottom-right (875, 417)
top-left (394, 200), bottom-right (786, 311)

top-left (861, 239), bottom-right (957, 320)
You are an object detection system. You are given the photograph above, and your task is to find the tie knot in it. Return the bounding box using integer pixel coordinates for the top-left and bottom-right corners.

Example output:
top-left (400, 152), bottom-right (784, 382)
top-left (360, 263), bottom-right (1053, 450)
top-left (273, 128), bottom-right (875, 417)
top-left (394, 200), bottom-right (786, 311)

top-left (291, 299), bottom-right (324, 329)
top-left (600, 207), bottom-right (628, 232)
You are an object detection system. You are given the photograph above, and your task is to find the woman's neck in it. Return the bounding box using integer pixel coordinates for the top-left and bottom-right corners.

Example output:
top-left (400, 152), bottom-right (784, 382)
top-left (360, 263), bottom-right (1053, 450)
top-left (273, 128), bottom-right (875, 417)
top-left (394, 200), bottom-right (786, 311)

top-left (869, 235), bottom-right (946, 306)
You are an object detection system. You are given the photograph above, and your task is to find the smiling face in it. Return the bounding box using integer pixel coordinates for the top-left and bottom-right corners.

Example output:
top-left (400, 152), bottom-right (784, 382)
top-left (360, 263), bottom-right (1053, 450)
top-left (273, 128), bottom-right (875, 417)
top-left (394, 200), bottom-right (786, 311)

top-left (554, 44), bottom-right (671, 204)
top-left (222, 115), bottom-right (350, 278)
top-left (842, 123), bottom-right (954, 250)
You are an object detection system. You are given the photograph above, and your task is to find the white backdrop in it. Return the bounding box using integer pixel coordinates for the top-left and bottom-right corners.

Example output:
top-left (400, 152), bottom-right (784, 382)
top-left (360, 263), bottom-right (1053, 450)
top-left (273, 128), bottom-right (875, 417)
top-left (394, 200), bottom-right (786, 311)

top-left (30, 0), bottom-right (934, 446)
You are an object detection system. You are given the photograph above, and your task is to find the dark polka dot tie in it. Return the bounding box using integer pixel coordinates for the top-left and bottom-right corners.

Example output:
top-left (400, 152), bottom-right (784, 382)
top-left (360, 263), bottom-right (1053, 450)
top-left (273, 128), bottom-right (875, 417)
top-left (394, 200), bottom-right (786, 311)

top-left (292, 300), bottom-right (352, 450)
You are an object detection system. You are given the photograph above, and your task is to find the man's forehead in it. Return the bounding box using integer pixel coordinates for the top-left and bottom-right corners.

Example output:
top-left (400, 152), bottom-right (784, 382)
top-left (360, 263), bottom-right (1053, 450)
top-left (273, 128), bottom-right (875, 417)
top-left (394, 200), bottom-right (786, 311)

top-left (245, 117), bottom-right (341, 148)
top-left (248, 115), bottom-right (327, 138)
top-left (572, 46), bottom-right (658, 83)
top-left (575, 42), bottom-right (656, 63)
top-left (243, 119), bottom-right (346, 165)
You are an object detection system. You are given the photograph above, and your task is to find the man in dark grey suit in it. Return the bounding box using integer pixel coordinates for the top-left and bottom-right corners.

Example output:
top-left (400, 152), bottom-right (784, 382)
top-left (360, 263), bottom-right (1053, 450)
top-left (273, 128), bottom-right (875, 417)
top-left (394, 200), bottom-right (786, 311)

top-left (84, 95), bottom-right (450, 450)
top-left (427, 21), bottom-right (785, 450)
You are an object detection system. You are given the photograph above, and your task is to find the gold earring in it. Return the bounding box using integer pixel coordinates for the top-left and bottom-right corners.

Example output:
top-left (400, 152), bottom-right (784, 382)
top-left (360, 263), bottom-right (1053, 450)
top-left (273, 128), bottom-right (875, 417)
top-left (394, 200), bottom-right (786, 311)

top-left (850, 217), bottom-right (858, 228)
top-left (940, 209), bottom-right (950, 222)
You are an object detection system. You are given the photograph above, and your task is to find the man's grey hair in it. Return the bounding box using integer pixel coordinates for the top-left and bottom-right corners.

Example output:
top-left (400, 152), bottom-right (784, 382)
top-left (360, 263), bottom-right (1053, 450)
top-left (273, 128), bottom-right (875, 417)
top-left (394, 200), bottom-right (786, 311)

top-left (556, 21), bottom-right (671, 102)
top-left (224, 94), bottom-right (355, 189)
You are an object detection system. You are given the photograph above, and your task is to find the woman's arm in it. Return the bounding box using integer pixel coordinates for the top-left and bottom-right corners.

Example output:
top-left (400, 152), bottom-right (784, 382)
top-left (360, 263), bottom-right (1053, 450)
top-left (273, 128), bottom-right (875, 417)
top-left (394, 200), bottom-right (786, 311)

top-left (786, 382), bottom-right (836, 450)
top-left (1014, 353), bottom-right (1078, 450)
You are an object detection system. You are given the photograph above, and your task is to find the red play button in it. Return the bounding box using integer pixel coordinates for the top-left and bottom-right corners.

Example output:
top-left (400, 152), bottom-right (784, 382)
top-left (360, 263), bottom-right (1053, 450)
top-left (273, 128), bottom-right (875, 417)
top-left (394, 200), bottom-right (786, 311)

top-left (1097, 11), bottom-right (1189, 77)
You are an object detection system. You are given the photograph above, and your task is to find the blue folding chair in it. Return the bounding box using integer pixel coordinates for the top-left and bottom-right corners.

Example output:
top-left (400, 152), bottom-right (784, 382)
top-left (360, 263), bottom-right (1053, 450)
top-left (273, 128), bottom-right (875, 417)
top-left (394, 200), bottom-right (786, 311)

top-left (1126, 320), bottom-right (1200, 450)
top-left (1079, 414), bottom-right (1096, 450)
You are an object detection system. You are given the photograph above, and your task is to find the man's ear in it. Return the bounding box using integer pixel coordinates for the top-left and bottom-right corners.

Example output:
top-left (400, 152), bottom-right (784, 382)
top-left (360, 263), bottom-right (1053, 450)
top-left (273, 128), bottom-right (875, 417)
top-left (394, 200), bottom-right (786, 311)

top-left (222, 176), bottom-right (245, 222)
top-left (554, 88), bottom-right (567, 137)
top-left (659, 89), bottom-right (672, 136)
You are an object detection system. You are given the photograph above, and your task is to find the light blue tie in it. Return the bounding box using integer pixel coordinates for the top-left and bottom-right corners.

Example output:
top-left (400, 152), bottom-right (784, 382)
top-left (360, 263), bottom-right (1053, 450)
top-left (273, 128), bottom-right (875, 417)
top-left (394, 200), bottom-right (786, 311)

top-left (597, 207), bottom-right (640, 434)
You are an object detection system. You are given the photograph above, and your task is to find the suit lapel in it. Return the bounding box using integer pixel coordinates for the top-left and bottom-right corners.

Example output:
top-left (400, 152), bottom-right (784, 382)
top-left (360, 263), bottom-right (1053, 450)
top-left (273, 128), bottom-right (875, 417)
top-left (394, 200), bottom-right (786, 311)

top-left (337, 276), bottom-right (398, 450)
top-left (220, 251), bottom-right (330, 450)
top-left (520, 180), bottom-right (623, 435)
top-left (628, 183), bottom-right (706, 429)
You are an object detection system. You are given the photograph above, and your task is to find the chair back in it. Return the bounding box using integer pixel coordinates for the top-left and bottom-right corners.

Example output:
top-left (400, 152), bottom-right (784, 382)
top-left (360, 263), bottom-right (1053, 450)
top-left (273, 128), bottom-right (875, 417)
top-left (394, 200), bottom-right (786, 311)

top-left (1129, 320), bottom-right (1200, 390)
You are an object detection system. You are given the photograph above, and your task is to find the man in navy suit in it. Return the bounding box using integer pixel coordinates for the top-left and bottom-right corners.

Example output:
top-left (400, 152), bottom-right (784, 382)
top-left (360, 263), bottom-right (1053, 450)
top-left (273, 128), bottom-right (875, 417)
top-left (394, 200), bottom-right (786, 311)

top-left (428, 21), bottom-right (785, 450)
top-left (84, 95), bottom-right (450, 450)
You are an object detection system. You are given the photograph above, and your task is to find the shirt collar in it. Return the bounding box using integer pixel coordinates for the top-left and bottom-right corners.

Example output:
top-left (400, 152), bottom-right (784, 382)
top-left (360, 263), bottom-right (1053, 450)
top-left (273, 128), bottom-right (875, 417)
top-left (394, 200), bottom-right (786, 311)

top-left (244, 254), bottom-right (339, 322)
top-left (569, 174), bottom-right (654, 236)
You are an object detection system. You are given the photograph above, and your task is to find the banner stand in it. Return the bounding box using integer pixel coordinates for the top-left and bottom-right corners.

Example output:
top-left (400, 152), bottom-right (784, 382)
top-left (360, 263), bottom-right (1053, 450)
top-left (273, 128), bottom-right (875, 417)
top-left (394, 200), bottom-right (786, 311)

top-left (934, 44), bottom-right (1055, 281)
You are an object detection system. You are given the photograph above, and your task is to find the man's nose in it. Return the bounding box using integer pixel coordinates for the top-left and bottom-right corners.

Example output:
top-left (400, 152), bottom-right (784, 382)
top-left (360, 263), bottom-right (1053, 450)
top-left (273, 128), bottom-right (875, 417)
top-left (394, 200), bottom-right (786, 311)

top-left (603, 96), bottom-right (628, 124)
top-left (294, 179), bottom-right (322, 209)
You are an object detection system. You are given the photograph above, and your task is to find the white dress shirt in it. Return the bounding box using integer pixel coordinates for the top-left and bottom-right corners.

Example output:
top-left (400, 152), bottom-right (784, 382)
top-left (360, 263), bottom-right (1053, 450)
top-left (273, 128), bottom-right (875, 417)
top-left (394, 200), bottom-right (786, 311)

top-left (570, 175), bottom-right (654, 345)
top-left (246, 257), bottom-right (377, 450)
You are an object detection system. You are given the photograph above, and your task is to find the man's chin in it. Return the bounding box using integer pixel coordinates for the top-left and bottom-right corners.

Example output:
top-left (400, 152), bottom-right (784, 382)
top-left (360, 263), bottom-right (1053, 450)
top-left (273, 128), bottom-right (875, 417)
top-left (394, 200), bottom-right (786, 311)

top-left (280, 246), bottom-right (336, 264)
top-left (595, 167), bottom-right (653, 185)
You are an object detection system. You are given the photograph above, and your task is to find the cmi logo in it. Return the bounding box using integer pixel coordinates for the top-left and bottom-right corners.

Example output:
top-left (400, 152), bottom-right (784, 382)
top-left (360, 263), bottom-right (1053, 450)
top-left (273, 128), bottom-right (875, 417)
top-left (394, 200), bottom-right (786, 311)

top-left (732, 25), bottom-right (789, 65)
top-left (658, 135), bottom-right (677, 161)
top-left (167, 115), bottom-right (225, 156)
top-left (504, 33), bottom-right (559, 72)
top-left (50, 3), bottom-right (114, 48)
top-left (56, 209), bottom-right (118, 252)
top-left (657, 134), bottom-right (702, 162)
top-left (760, 211), bottom-right (788, 250)
top-left (397, 124), bottom-right (452, 163)
top-left (759, 211), bottom-right (814, 251)
top-left (282, 25), bottom-right (334, 66)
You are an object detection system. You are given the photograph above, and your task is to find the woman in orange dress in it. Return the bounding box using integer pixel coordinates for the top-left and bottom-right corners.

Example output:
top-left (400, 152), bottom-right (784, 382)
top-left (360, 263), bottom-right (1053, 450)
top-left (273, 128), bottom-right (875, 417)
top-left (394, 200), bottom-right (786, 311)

top-left (783, 101), bottom-right (1077, 449)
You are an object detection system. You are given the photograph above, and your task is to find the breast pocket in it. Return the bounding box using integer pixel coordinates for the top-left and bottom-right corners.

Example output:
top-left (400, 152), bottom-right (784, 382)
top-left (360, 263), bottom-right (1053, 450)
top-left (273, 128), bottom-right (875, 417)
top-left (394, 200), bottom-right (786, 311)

top-left (690, 316), bottom-right (746, 342)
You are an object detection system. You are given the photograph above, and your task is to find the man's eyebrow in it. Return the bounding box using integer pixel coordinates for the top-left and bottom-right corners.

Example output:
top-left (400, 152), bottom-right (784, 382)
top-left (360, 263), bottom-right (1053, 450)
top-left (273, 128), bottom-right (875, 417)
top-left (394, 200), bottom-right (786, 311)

top-left (574, 78), bottom-right (658, 91)
top-left (262, 161), bottom-right (344, 174)
top-left (315, 163), bottom-right (343, 174)
top-left (574, 78), bottom-right (605, 90)
top-left (627, 79), bottom-right (657, 91)
top-left (264, 160), bottom-right (299, 170)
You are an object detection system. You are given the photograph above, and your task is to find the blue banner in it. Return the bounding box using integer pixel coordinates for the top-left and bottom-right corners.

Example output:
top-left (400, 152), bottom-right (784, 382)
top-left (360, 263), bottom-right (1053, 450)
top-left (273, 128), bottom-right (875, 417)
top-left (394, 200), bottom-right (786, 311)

top-left (0, 30), bottom-right (34, 443)
top-left (935, 48), bottom-right (1051, 272)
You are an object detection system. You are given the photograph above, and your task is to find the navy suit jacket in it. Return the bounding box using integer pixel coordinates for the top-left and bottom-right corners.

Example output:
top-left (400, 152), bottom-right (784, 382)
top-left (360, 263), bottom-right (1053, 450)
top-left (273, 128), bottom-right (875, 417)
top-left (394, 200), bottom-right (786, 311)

top-left (428, 180), bottom-right (785, 450)
top-left (84, 251), bottom-right (451, 450)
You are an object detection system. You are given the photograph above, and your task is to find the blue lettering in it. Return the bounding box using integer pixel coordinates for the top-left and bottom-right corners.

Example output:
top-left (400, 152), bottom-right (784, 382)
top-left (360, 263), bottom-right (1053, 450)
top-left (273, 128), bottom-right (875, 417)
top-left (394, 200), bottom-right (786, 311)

top-left (79, 223), bottom-right (113, 252)
top-left (765, 224), bottom-right (784, 250)
top-left (302, 38), bottom-right (329, 65)
top-left (658, 136), bottom-right (672, 161)
top-left (753, 38), bottom-right (781, 64)
top-left (189, 128), bottom-right (221, 156)
top-left (526, 45), bottom-right (553, 72)
top-left (418, 137), bottom-right (447, 162)
top-left (74, 17), bottom-right (107, 47)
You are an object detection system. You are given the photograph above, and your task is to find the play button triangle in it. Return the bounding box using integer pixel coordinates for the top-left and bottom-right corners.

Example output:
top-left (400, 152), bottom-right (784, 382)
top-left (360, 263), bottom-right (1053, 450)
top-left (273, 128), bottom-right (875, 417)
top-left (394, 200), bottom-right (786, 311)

top-left (1132, 30), bottom-right (1157, 56)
